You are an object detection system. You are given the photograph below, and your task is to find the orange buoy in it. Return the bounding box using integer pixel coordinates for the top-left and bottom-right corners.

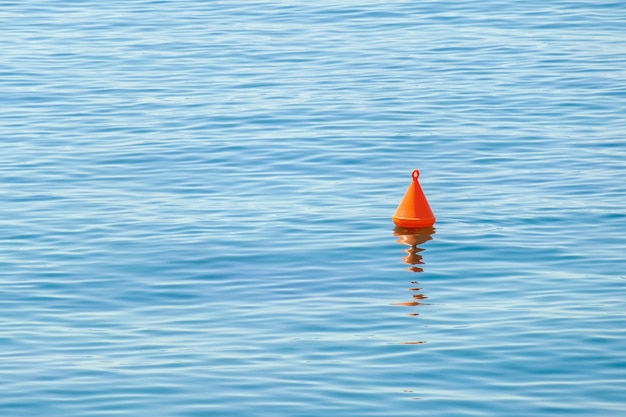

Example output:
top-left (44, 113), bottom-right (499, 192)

top-left (392, 169), bottom-right (435, 229)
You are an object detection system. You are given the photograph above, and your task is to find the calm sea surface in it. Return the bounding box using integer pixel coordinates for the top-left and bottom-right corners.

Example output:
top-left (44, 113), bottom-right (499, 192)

top-left (2, 1), bottom-right (625, 415)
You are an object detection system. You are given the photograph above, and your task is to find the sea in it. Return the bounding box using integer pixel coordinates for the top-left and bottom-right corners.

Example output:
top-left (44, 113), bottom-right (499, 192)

top-left (2, 1), bottom-right (625, 416)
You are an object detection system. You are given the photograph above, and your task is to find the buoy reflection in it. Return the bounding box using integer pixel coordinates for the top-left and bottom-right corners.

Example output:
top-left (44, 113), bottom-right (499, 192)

top-left (393, 226), bottom-right (435, 346)
top-left (392, 226), bottom-right (435, 310)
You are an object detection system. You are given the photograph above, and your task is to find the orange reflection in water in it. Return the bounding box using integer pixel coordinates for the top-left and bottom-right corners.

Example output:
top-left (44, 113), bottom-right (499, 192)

top-left (395, 226), bottom-right (434, 271)
top-left (392, 226), bottom-right (435, 345)
top-left (392, 226), bottom-right (434, 308)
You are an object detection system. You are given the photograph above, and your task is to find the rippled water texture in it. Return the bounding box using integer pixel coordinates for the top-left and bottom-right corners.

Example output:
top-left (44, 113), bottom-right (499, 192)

top-left (2, 1), bottom-right (626, 415)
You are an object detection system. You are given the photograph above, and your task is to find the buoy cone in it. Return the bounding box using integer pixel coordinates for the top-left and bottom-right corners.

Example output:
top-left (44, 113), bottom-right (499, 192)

top-left (392, 169), bottom-right (435, 229)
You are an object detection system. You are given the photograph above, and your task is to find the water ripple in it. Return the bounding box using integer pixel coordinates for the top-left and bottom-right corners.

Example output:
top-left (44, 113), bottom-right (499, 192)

top-left (2, 0), bottom-right (626, 416)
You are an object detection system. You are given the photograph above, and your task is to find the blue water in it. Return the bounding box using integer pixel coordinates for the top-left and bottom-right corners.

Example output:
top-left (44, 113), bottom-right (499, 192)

top-left (2, 1), bottom-right (626, 415)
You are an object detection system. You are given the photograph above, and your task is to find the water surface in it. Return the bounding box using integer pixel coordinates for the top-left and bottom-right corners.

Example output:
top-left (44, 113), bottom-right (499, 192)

top-left (1, 1), bottom-right (626, 416)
